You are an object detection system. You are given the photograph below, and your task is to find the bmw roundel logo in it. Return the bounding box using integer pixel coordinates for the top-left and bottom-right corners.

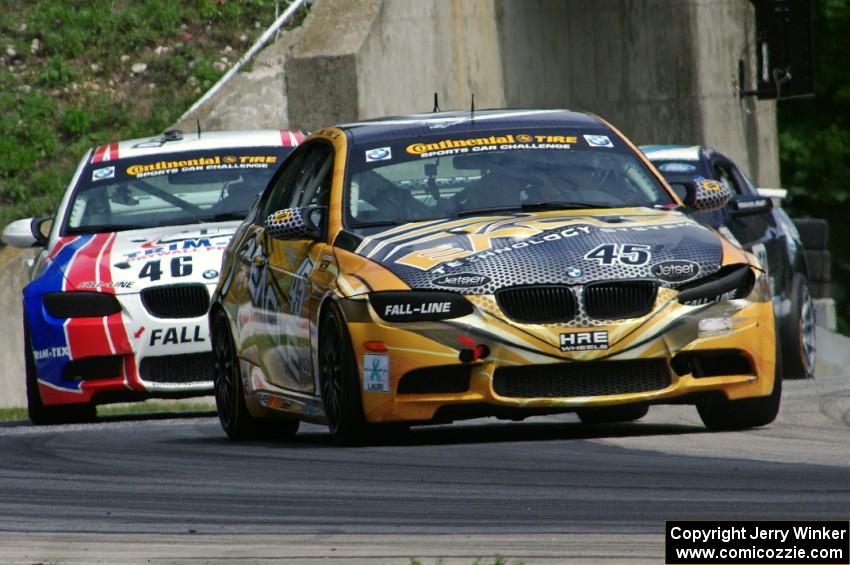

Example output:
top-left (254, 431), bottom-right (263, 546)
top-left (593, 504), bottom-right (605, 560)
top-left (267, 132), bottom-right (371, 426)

top-left (203, 269), bottom-right (219, 280)
top-left (566, 267), bottom-right (582, 278)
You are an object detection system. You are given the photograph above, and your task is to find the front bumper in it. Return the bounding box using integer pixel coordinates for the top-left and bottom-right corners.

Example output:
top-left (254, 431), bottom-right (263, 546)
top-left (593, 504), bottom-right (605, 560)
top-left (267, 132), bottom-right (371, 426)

top-left (344, 289), bottom-right (776, 424)
top-left (27, 290), bottom-right (215, 407)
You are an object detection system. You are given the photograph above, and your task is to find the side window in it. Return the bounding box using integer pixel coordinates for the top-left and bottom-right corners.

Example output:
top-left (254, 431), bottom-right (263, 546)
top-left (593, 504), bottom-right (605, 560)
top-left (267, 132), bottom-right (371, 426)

top-left (288, 144), bottom-right (334, 209)
top-left (731, 165), bottom-right (757, 195)
top-left (258, 151), bottom-right (306, 221)
top-left (712, 161), bottom-right (744, 195)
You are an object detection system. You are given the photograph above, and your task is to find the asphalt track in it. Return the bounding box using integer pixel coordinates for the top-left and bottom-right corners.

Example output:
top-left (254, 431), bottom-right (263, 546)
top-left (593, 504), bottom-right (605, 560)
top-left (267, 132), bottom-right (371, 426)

top-left (1, 354), bottom-right (849, 563)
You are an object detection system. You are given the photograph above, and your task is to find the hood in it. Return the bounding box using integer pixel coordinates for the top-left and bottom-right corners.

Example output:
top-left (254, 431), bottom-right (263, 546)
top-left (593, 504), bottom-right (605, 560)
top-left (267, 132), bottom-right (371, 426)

top-left (351, 209), bottom-right (725, 294)
top-left (40, 222), bottom-right (239, 295)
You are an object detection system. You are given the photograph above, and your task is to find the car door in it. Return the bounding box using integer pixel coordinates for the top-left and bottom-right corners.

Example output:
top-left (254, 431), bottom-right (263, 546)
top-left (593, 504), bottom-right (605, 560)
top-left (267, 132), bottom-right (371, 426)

top-left (713, 157), bottom-right (782, 294)
top-left (251, 141), bottom-right (335, 393)
top-left (233, 150), bottom-right (307, 373)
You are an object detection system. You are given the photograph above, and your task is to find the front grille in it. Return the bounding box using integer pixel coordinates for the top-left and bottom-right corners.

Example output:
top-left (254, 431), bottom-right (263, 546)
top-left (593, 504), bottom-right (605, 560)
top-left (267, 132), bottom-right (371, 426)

top-left (495, 285), bottom-right (577, 323)
top-left (584, 281), bottom-right (657, 319)
top-left (493, 359), bottom-right (671, 398)
top-left (671, 350), bottom-right (753, 377)
top-left (139, 352), bottom-right (215, 384)
top-left (398, 364), bottom-right (472, 394)
top-left (141, 284), bottom-right (209, 318)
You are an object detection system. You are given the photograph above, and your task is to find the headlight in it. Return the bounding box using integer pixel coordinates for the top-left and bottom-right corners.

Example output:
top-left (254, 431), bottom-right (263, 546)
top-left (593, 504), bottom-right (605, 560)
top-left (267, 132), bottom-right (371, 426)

top-left (369, 291), bottom-right (473, 322)
top-left (43, 292), bottom-right (122, 318)
top-left (677, 264), bottom-right (755, 306)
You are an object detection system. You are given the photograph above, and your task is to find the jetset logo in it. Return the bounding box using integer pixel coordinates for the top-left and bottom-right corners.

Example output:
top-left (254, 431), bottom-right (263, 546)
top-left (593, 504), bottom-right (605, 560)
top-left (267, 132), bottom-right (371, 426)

top-left (394, 218), bottom-right (592, 271)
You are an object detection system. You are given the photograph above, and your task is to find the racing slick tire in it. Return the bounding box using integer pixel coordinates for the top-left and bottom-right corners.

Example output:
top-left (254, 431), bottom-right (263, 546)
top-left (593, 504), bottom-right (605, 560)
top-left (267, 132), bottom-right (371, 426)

top-left (25, 322), bottom-right (96, 425)
top-left (697, 335), bottom-right (782, 430)
top-left (780, 276), bottom-right (816, 380)
top-left (319, 303), bottom-right (370, 445)
top-left (212, 309), bottom-right (299, 441)
top-left (793, 218), bottom-right (828, 251)
top-left (577, 404), bottom-right (649, 425)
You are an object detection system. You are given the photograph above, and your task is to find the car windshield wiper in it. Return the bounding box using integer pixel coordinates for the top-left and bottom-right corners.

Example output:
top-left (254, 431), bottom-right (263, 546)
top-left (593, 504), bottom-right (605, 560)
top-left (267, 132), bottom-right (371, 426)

top-left (66, 223), bottom-right (148, 234)
top-left (455, 206), bottom-right (524, 217)
top-left (456, 201), bottom-right (613, 217)
top-left (196, 212), bottom-right (246, 223)
top-left (350, 220), bottom-right (400, 229)
top-left (520, 201), bottom-right (614, 211)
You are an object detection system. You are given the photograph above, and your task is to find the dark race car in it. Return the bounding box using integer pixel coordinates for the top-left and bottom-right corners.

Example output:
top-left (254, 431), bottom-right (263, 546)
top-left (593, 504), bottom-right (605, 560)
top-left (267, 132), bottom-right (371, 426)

top-left (641, 144), bottom-right (814, 380)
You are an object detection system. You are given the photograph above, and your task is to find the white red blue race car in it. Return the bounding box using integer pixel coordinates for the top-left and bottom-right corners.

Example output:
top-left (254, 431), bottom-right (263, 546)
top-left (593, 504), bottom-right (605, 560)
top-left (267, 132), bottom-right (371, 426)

top-left (2, 129), bottom-right (304, 424)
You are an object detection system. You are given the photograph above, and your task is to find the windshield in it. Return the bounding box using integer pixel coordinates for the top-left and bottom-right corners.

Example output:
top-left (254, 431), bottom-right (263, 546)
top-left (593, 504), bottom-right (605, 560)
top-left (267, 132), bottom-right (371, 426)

top-left (62, 147), bottom-right (293, 235)
top-left (345, 129), bottom-right (673, 230)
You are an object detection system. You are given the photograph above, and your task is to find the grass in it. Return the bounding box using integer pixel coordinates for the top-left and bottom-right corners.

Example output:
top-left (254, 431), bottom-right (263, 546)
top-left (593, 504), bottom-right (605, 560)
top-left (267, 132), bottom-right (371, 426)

top-left (409, 558), bottom-right (523, 565)
top-left (0, 400), bottom-right (215, 422)
top-left (0, 0), bottom-right (308, 230)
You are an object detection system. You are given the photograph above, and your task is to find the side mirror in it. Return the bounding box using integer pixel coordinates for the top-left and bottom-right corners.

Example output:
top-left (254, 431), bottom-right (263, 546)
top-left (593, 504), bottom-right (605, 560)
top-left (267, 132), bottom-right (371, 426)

top-left (682, 178), bottom-right (733, 213)
top-left (2, 217), bottom-right (51, 248)
top-left (729, 194), bottom-right (772, 217)
top-left (264, 207), bottom-right (323, 240)
top-left (756, 187), bottom-right (789, 207)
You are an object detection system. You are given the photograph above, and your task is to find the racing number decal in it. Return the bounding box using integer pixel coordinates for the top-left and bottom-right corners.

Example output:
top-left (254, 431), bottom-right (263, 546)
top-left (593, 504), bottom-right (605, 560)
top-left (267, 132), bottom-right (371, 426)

top-left (584, 243), bottom-right (652, 266)
top-left (139, 256), bottom-right (194, 282)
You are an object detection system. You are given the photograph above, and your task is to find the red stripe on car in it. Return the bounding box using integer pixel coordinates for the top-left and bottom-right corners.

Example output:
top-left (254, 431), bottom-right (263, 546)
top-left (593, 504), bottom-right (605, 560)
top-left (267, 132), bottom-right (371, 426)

top-left (91, 145), bottom-right (107, 164)
top-left (64, 233), bottom-right (113, 360)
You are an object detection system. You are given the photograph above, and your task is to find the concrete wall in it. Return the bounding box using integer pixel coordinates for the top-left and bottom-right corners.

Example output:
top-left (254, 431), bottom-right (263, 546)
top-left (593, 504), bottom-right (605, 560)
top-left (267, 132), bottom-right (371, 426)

top-left (285, 0), bottom-right (506, 130)
top-left (172, 27), bottom-right (304, 132)
top-left (0, 247), bottom-right (35, 408)
top-left (285, 0), bottom-right (779, 185)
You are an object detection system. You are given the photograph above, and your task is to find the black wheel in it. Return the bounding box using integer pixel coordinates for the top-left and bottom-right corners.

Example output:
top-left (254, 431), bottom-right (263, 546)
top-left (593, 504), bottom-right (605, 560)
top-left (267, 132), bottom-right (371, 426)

top-left (792, 218), bottom-right (829, 250)
top-left (577, 404), bottom-right (648, 425)
top-left (25, 321), bottom-right (96, 425)
top-left (211, 309), bottom-right (299, 440)
top-left (780, 276), bottom-right (816, 380)
top-left (697, 332), bottom-right (782, 430)
top-left (319, 303), bottom-right (369, 445)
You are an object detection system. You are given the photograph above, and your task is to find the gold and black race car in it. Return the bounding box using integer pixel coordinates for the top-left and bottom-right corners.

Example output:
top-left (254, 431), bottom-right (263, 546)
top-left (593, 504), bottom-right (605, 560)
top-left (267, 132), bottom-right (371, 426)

top-left (209, 109), bottom-right (780, 443)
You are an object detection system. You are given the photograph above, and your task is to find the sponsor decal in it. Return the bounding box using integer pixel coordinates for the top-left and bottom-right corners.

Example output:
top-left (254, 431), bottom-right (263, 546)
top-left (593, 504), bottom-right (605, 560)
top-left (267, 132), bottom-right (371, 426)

top-left (682, 289), bottom-right (738, 307)
top-left (76, 280), bottom-right (134, 289)
top-left (203, 269), bottom-right (218, 280)
top-left (584, 243), bottom-right (652, 266)
top-left (735, 198), bottom-right (769, 209)
top-left (566, 266), bottom-right (583, 278)
top-left (651, 260), bottom-right (700, 283)
top-left (405, 133), bottom-right (578, 159)
top-left (658, 162), bottom-right (696, 173)
top-left (134, 326), bottom-right (145, 339)
top-left (583, 134), bottom-right (614, 148)
top-left (363, 354), bottom-right (390, 392)
top-left (430, 273), bottom-right (492, 288)
top-left (149, 326), bottom-right (206, 346)
top-left (384, 301), bottom-right (452, 317)
top-left (369, 292), bottom-right (473, 322)
top-left (124, 235), bottom-right (231, 261)
top-left (126, 155), bottom-right (278, 179)
top-left (92, 166), bottom-right (115, 181)
top-left (400, 224), bottom-right (593, 272)
top-left (33, 346), bottom-right (71, 360)
top-left (695, 176), bottom-right (724, 192)
top-left (559, 330), bottom-right (609, 352)
top-left (365, 147), bottom-right (392, 162)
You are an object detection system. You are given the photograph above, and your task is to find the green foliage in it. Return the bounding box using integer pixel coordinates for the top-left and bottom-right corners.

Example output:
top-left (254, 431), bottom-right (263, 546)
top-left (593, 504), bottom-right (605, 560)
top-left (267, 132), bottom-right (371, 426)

top-left (778, 0), bottom-right (850, 330)
top-left (0, 0), bottom-right (305, 232)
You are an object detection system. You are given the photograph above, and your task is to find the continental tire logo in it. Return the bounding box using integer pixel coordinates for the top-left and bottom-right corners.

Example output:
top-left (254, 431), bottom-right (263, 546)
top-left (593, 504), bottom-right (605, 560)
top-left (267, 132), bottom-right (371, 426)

top-left (651, 260), bottom-right (700, 283)
top-left (430, 273), bottom-right (492, 289)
